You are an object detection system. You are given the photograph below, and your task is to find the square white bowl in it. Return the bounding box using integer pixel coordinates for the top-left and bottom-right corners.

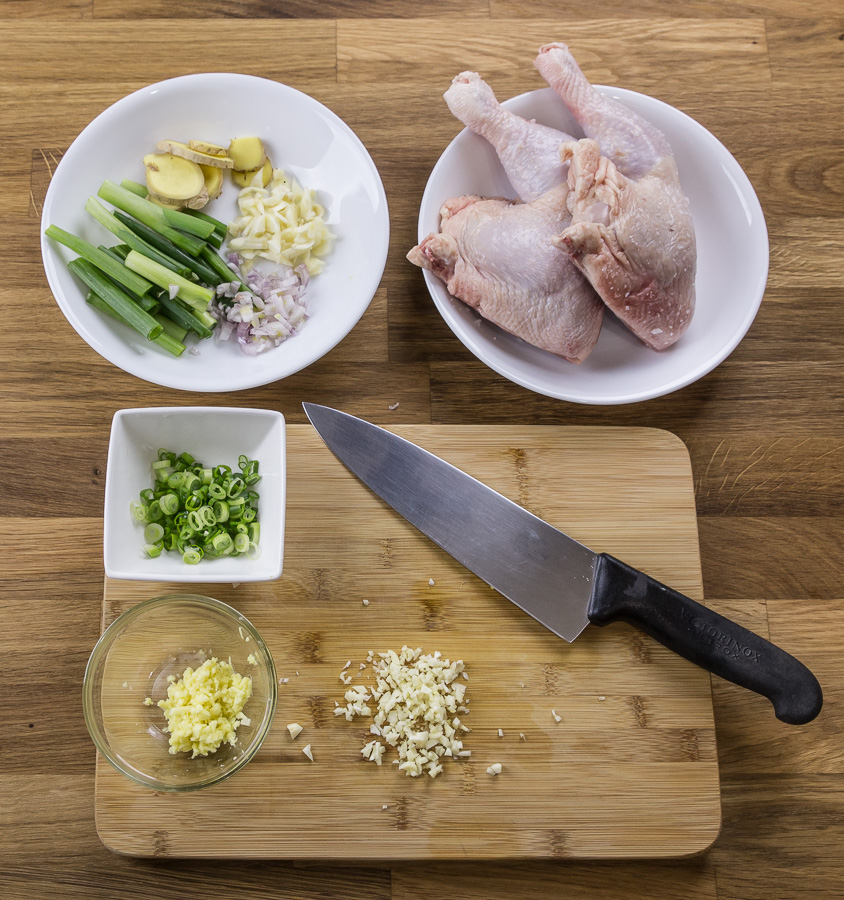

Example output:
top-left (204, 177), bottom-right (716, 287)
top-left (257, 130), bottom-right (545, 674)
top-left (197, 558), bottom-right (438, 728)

top-left (105, 407), bottom-right (285, 582)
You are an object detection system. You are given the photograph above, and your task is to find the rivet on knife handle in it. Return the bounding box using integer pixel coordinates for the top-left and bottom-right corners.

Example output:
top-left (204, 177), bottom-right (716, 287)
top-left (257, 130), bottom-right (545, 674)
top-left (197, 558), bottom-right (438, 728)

top-left (587, 554), bottom-right (823, 725)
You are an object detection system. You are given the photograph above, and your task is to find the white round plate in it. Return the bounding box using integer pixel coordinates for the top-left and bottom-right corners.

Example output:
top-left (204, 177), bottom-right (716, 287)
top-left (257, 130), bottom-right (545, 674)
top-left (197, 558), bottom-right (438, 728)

top-left (41, 74), bottom-right (389, 392)
top-left (418, 86), bottom-right (768, 405)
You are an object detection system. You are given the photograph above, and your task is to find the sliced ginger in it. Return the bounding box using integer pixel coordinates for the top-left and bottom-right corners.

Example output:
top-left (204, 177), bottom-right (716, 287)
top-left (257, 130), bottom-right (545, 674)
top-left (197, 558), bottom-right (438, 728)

top-left (156, 140), bottom-right (234, 169)
top-left (144, 152), bottom-right (206, 202)
top-left (232, 157), bottom-right (273, 189)
top-left (199, 164), bottom-right (224, 200)
top-left (188, 140), bottom-right (229, 158)
top-left (228, 137), bottom-right (267, 173)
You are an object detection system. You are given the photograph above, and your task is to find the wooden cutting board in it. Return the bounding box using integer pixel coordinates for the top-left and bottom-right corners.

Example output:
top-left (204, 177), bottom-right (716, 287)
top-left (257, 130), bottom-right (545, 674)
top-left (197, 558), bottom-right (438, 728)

top-left (96, 425), bottom-right (720, 860)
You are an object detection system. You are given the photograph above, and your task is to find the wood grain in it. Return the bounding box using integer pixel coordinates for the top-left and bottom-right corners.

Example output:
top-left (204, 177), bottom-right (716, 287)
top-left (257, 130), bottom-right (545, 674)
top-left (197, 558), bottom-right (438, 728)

top-left (93, 0), bottom-right (490, 18)
top-left (95, 426), bottom-right (720, 860)
top-left (393, 859), bottom-right (718, 900)
top-left (2, 0), bottom-right (91, 17)
top-left (337, 19), bottom-right (770, 90)
top-left (0, 21), bottom-right (337, 85)
top-left (491, 0), bottom-right (844, 17)
top-left (1, 5), bottom-right (842, 897)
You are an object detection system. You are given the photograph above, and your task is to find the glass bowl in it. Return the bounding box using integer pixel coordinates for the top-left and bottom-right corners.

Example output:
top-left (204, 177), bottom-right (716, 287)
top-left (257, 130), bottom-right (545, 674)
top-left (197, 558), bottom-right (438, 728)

top-left (83, 594), bottom-right (277, 791)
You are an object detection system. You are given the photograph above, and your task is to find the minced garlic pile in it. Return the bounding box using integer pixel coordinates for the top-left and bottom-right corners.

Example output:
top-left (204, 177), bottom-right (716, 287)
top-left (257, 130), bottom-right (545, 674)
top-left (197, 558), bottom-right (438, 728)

top-left (227, 168), bottom-right (333, 274)
top-left (144, 657), bottom-right (253, 758)
top-left (335, 646), bottom-right (470, 778)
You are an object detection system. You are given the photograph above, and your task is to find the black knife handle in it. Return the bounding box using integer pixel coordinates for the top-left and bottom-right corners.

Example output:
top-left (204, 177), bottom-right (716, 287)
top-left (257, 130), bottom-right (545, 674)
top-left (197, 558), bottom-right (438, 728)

top-left (587, 553), bottom-right (823, 725)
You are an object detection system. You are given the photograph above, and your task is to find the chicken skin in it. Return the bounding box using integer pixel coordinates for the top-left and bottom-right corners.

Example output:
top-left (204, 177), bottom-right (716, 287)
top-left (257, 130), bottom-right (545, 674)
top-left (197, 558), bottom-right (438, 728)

top-left (408, 184), bottom-right (604, 363)
top-left (535, 42), bottom-right (696, 349)
top-left (444, 71), bottom-right (573, 202)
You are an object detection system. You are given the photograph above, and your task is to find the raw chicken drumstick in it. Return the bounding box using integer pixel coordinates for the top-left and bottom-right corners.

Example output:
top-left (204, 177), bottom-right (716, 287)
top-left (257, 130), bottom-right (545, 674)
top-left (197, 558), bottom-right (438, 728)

top-left (535, 42), bottom-right (696, 350)
top-left (407, 184), bottom-right (604, 363)
top-left (444, 71), bottom-right (573, 202)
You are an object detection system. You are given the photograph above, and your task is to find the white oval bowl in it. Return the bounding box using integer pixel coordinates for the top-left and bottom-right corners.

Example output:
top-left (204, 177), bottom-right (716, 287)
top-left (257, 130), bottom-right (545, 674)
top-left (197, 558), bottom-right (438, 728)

top-left (42, 73), bottom-right (389, 392)
top-left (418, 86), bottom-right (768, 405)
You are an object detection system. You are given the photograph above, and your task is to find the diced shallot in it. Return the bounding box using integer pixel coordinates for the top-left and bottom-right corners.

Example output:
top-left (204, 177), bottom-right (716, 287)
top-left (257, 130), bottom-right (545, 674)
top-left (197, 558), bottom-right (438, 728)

top-left (210, 252), bottom-right (313, 356)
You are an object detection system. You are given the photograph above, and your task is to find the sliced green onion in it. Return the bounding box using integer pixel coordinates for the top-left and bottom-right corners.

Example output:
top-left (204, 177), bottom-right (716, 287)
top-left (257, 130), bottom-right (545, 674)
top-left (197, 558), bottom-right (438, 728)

top-left (226, 477), bottom-right (245, 498)
top-left (154, 314), bottom-right (188, 343)
top-left (124, 251), bottom-right (213, 311)
top-left (120, 179), bottom-right (148, 197)
top-left (98, 181), bottom-right (206, 256)
top-left (130, 501), bottom-right (148, 523)
top-left (68, 258), bottom-right (161, 340)
top-left (156, 295), bottom-right (214, 339)
top-left (45, 224), bottom-right (154, 298)
top-left (112, 210), bottom-right (221, 285)
top-left (159, 493), bottom-right (179, 516)
top-left (131, 449), bottom-right (261, 566)
top-left (85, 198), bottom-right (193, 278)
top-left (160, 205), bottom-right (215, 239)
top-left (144, 523), bottom-right (164, 543)
top-left (184, 208), bottom-right (227, 237)
top-left (211, 533), bottom-right (234, 555)
top-left (198, 505), bottom-right (216, 527)
top-left (183, 546), bottom-right (203, 565)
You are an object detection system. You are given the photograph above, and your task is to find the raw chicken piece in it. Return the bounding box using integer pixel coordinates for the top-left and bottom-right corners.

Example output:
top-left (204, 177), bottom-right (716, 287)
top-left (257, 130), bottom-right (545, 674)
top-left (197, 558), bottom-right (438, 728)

top-left (444, 72), bottom-right (574, 202)
top-left (535, 43), bottom-right (696, 350)
top-left (408, 184), bottom-right (604, 363)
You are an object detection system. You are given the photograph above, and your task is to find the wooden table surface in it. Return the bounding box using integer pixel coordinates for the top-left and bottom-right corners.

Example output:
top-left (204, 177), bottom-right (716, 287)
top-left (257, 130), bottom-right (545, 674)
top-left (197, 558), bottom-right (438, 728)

top-left (2, 3), bottom-right (842, 898)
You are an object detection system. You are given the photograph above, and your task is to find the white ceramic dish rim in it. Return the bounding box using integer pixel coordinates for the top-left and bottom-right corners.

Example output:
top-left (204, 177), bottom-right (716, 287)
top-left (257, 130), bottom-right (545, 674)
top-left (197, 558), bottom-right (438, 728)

top-left (418, 85), bottom-right (769, 405)
top-left (103, 406), bottom-right (285, 582)
top-left (40, 72), bottom-right (390, 392)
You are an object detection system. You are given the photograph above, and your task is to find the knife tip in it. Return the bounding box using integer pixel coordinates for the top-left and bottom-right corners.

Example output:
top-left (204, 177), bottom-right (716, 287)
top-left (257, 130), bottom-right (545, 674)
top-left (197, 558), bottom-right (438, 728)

top-left (302, 402), bottom-right (341, 434)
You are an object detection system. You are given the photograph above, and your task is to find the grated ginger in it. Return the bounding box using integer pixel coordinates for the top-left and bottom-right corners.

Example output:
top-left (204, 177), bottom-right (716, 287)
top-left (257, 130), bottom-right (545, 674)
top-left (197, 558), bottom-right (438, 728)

top-left (145, 657), bottom-right (253, 758)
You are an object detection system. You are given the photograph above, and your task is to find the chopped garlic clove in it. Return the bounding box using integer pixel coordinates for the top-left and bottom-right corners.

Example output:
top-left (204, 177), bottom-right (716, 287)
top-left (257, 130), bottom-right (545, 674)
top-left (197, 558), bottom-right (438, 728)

top-left (302, 744), bottom-right (313, 761)
top-left (486, 763), bottom-right (503, 776)
top-left (286, 722), bottom-right (303, 740)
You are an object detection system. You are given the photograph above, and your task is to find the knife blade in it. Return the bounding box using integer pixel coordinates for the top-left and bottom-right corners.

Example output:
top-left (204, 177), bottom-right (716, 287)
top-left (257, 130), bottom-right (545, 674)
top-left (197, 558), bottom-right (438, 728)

top-left (303, 403), bottom-right (822, 726)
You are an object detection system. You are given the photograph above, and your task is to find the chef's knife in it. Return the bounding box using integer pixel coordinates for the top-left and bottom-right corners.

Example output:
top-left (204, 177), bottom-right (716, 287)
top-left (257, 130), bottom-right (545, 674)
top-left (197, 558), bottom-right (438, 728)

top-left (303, 403), bottom-right (822, 726)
